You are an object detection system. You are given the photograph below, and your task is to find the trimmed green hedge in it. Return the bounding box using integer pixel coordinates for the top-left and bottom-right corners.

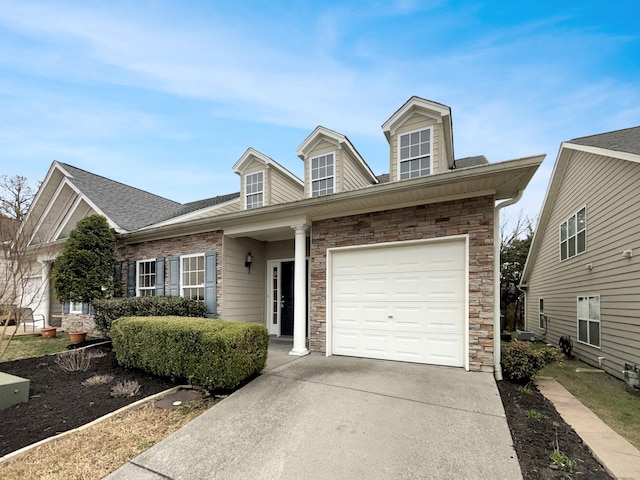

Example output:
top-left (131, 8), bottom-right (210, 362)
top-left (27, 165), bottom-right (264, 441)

top-left (93, 296), bottom-right (208, 336)
top-left (111, 316), bottom-right (269, 390)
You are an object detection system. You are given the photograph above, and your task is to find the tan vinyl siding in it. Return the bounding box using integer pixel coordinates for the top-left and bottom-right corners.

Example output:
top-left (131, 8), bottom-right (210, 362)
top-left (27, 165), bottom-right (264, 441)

top-left (389, 114), bottom-right (441, 181)
top-left (221, 236), bottom-right (265, 323)
top-left (342, 149), bottom-right (375, 191)
top-left (265, 240), bottom-right (294, 260)
top-left (270, 169), bottom-right (304, 205)
top-left (525, 150), bottom-right (640, 379)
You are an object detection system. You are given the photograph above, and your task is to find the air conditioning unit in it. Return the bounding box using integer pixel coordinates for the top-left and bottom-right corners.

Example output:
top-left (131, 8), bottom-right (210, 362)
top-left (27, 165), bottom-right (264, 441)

top-left (516, 330), bottom-right (536, 342)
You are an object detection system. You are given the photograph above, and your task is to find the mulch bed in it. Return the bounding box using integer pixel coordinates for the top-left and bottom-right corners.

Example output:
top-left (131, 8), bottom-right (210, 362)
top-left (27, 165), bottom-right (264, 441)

top-left (0, 343), bottom-right (617, 477)
top-left (497, 380), bottom-right (612, 479)
top-left (0, 343), bottom-right (179, 457)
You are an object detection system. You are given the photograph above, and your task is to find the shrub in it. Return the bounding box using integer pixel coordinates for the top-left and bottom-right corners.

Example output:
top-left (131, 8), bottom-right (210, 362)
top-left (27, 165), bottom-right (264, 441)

top-left (55, 349), bottom-right (91, 372)
top-left (501, 341), bottom-right (561, 383)
top-left (111, 316), bottom-right (269, 391)
top-left (111, 380), bottom-right (141, 397)
top-left (93, 296), bottom-right (208, 336)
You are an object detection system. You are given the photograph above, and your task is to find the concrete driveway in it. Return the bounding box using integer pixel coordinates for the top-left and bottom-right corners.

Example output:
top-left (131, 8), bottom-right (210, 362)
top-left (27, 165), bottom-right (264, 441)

top-left (107, 341), bottom-right (521, 480)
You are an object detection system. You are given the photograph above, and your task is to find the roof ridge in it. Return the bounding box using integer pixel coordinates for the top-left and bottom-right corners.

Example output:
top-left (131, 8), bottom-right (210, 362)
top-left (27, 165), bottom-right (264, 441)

top-left (58, 162), bottom-right (182, 206)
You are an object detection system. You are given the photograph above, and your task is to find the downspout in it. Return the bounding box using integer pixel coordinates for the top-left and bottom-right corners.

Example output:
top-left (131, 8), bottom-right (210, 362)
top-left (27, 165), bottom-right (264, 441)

top-left (493, 189), bottom-right (524, 381)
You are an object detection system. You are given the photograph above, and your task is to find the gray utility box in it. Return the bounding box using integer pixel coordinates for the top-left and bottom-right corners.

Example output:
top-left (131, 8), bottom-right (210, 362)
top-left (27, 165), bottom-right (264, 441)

top-left (516, 330), bottom-right (536, 342)
top-left (0, 372), bottom-right (30, 410)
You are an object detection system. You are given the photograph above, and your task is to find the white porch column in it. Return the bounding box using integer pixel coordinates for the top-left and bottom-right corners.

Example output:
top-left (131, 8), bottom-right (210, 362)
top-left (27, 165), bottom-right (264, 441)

top-left (41, 261), bottom-right (51, 327)
top-left (290, 224), bottom-right (309, 356)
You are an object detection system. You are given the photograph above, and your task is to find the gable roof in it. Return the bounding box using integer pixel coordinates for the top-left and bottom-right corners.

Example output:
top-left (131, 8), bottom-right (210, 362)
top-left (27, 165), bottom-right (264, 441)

top-left (381, 96), bottom-right (455, 169)
top-left (296, 126), bottom-right (378, 184)
top-left (232, 148), bottom-right (303, 186)
top-left (522, 126), bottom-right (640, 283)
top-left (57, 163), bottom-right (183, 231)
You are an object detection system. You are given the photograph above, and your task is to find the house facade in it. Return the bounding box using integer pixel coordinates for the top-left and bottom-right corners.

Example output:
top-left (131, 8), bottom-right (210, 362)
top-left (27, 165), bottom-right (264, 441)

top-left (521, 126), bottom-right (640, 381)
top-left (23, 97), bottom-right (542, 376)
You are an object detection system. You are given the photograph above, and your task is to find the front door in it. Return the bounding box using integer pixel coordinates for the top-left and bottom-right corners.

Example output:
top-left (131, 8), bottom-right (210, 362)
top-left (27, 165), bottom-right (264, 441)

top-left (268, 259), bottom-right (308, 337)
top-left (280, 261), bottom-right (295, 336)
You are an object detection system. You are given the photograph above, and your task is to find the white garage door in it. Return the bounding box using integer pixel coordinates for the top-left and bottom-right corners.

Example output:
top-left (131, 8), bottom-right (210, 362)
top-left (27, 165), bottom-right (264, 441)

top-left (331, 239), bottom-right (466, 367)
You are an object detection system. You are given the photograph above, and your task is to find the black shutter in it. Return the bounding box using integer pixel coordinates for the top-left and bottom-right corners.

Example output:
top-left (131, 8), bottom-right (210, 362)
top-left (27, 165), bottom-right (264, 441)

top-left (127, 260), bottom-right (136, 297)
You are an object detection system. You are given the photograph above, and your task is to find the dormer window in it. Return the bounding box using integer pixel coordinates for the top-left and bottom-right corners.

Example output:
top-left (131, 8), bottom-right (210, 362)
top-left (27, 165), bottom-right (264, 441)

top-left (311, 153), bottom-right (334, 197)
top-left (399, 127), bottom-right (432, 179)
top-left (245, 171), bottom-right (264, 209)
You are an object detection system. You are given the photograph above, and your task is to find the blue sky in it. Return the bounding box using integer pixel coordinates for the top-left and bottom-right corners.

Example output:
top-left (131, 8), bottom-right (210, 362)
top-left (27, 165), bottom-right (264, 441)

top-left (0, 1), bottom-right (638, 224)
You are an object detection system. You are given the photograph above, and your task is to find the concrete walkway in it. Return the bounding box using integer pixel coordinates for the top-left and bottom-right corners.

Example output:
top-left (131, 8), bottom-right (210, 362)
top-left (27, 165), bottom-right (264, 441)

top-left (107, 341), bottom-right (521, 479)
top-left (536, 377), bottom-right (640, 480)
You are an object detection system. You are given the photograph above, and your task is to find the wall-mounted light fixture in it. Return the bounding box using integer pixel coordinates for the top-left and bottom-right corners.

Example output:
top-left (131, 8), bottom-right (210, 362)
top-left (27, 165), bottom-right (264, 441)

top-left (586, 263), bottom-right (593, 271)
top-left (245, 251), bottom-right (253, 273)
top-left (622, 249), bottom-right (633, 258)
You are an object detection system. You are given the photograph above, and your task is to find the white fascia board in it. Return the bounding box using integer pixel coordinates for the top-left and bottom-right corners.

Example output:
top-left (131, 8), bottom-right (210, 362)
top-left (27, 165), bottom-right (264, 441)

top-left (233, 148), bottom-right (303, 186)
top-left (563, 142), bottom-right (640, 164)
top-left (224, 215), bottom-right (310, 238)
top-left (382, 97), bottom-right (451, 137)
top-left (49, 194), bottom-right (85, 242)
top-left (296, 126), bottom-right (344, 159)
top-left (233, 147), bottom-right (271, 173)
top-left (20, 161), bottom-right (65, 241)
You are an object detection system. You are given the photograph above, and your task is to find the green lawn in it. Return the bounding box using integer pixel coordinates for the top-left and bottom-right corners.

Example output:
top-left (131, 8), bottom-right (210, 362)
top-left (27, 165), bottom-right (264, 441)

top-left (1, 333), bottom-right (73, 362)
top-left (540, 356), bottom-right (640, 450)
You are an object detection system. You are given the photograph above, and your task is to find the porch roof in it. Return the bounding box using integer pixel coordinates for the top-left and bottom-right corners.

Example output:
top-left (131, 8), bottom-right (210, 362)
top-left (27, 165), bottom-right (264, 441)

top-left (120, 154), bottom-right (543, 243)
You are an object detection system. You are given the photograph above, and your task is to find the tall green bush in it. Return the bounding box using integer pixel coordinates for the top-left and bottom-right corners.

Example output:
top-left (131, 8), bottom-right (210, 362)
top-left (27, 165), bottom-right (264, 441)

top-left (93, 296), bottom-right (207, 336)
top-left (52, 215), bottom-right (119, 304)
top-left (111, 316), bottom-right (269, 390)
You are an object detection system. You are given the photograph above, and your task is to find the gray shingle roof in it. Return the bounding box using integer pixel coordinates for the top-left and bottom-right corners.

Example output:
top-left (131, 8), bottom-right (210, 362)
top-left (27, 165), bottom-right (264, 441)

top-left (59, 163), bottom-right (184, 231)
top-left (174, 193), bottom-right (241, 217)
top-left (570, 126), bottom-right (640, 156)
top-left (454, 156), bottom-right (489, 169)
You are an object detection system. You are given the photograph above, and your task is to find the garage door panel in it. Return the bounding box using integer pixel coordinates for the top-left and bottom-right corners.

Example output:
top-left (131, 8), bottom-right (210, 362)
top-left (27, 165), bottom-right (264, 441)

top-left (331, 239), bottom-right (466, 367)
top-left (332, 331), bottom-right (463, 366)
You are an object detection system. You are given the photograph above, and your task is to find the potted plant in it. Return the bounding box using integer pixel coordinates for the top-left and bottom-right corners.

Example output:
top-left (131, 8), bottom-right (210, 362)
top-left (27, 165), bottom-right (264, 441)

top-left (68, 320), bottom-right (88, 344)
top-left (40, 326), bottom-right (57, 338)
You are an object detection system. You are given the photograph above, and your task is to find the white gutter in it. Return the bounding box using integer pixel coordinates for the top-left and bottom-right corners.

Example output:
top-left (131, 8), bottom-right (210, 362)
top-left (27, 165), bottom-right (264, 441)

top-left (493, 189), bottom-right (524, 381)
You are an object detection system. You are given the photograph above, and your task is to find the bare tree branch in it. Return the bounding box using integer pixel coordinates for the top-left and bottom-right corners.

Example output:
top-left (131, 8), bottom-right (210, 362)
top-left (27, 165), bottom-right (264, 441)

top-left (0, 174), bottom-right (40, 221)
top-left (1, 216), bottom-right (45, 359)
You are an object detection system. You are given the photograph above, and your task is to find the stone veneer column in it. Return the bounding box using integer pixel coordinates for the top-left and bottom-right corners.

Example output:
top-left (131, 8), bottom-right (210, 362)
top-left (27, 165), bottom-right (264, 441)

top-left (290, 224), bottom-right (310, 356)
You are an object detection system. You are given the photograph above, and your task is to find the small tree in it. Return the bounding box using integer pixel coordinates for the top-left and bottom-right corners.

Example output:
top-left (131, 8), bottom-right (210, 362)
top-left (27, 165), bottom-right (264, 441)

top-left (500, 211), bottom-right (535, 331)
top-left (52, 215), bottom-right (119, 305)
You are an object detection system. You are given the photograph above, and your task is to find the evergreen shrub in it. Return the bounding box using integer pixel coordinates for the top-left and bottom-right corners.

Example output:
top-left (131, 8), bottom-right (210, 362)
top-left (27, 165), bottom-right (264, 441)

top-left (93, 296), bottom-right (208, 336)
top-left (111, 316), bottom-right (269, 390)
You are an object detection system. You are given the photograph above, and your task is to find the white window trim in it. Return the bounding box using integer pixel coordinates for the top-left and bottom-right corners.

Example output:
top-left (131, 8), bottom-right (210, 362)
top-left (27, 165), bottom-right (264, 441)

top-left (180, 253), bottom-right (205, 300)
top-left (396, 126), bottom-right (433, 181)
top-left (69, 302), bottom-right (83, 314)
top-left (310, 152), bottom-right (335, 197)
top-left (559, 206), bottom-right (587, 262)
top-left (136, 258), bottom-right (156, 297)
top-left (577, 294), bottom-right (601, 349)
top-left (245, 170), bottom-right (264, 209)
top-left (538, 298), bottom-right (545, 329)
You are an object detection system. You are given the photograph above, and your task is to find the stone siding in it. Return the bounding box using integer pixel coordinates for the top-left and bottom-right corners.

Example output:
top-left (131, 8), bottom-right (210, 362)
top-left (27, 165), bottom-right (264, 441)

top-left (117, 231), bottom-right (224, 314)
top-left (310, 196), bottom-right (495, 372)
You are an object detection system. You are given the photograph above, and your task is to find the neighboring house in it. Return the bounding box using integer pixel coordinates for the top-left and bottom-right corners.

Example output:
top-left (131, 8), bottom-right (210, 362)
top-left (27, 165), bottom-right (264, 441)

top-left (22, 97), bottom-right (542, 376)
top-left (521, 126), bottom-right (640, 381)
